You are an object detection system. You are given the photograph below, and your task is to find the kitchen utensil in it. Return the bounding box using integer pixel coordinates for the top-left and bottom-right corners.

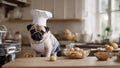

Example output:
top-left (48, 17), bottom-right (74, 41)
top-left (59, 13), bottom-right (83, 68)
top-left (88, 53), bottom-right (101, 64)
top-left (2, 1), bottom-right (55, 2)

top-left (0, 25), bottom-right (7, 44)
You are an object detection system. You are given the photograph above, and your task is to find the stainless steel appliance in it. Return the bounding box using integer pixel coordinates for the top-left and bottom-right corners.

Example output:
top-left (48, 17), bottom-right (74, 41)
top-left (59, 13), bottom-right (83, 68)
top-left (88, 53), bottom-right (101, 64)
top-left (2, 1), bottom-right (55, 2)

top-left (0, 25), bottom-right (21, 68)
top-left (0, 43), bottom-right (20, 68)
top-left (0, 25), bottom-right (7, 68)
top-left (4, 43), bottom-right (20, 61)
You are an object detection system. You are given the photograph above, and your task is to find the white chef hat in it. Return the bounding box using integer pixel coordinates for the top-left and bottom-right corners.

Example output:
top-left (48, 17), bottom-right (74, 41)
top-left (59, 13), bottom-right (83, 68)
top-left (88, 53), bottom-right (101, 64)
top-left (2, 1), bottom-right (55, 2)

top-left (30, 9), bottom-right (52, 26)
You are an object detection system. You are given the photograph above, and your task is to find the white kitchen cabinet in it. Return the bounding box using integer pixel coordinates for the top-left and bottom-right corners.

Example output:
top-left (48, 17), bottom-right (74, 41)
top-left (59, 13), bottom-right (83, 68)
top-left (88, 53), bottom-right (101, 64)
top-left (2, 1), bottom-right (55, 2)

top-left (43, 0), bottom-right (54, 13)
top-left (8, 0), bottom-right (84, 22)
top-left (54, 0), bottom-right (65, 18)
top-left (31, 0), bottom-right (83, 20)
top-left (65, 0), bottom-right (76, 18)
top-left (31, 0), bottom-right (44, 10)
top-left (54, 0), bottom-right (83, 19)
top-left (31, 0), bottom-right (54, 17)
top-left (31, 0), bottom-right (54, 13)
top-left (75, 0), bottom-right (83, 18)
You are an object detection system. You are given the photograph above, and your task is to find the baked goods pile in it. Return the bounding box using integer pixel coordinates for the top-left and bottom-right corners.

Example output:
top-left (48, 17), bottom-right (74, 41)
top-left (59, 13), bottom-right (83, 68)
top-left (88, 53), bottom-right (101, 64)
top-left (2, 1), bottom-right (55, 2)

top-left (105, 42), bottom-right (118, 51)
top-left (23, 53), bottom-right (34, 58)
top-left (64, 47), bottom-right (90, 59)
top-left (94, 42), bottom-right (119, 61)
top-left (55, 29), bottom-right (80, 41)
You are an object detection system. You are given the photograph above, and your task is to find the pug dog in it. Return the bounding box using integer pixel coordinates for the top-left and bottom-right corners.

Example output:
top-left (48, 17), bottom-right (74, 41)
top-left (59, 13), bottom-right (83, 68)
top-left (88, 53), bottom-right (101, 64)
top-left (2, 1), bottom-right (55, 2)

top-left (27, 9), bottom-right (60, 57)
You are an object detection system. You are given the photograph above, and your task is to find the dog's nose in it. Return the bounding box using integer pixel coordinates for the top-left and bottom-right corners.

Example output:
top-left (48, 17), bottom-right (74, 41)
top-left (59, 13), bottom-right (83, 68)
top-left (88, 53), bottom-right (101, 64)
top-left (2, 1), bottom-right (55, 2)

top-left (31, 32), bottom-right (43, 41)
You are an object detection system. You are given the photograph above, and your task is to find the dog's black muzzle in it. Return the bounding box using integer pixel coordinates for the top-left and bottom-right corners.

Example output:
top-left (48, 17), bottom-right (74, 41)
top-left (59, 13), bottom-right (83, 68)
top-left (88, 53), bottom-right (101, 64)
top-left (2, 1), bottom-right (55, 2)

top-left (30, 29), bottom-right (44, 41)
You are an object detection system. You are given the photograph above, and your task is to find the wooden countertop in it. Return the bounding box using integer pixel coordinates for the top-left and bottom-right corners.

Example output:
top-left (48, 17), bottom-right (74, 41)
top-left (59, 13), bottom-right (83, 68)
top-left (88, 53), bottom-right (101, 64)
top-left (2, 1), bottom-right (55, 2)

top-left (3, 57), bottom-right (120, 68)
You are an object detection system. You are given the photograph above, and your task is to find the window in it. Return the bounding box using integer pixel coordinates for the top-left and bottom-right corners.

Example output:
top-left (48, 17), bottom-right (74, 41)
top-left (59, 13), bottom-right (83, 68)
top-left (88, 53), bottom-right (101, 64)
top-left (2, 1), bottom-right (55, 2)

top-left (99, 0), bottom-right (120, 39)
top-left (84, 0), bottom-right (97, 35)
top-left (84, 0), bottom-right (99, 42)
top-left (85, 0), bottom-right (120, 42)
top-left (111, 0), bottom-right (120, 38)
top-left (99, 0), bottom-right (109, 35)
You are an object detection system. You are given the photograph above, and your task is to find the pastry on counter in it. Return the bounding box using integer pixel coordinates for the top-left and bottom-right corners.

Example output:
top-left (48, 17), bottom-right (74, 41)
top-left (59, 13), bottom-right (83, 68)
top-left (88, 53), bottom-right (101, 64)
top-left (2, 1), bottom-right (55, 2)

top-left (23, 53), bottom-right (34, 58)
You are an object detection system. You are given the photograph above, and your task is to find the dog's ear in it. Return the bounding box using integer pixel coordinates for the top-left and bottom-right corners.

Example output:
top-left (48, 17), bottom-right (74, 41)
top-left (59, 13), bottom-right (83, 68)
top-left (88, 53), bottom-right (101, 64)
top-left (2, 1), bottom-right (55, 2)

top-left (44, 26), bottom-right (49, 32)
top-left (27, 24), bottom-right (34, 31)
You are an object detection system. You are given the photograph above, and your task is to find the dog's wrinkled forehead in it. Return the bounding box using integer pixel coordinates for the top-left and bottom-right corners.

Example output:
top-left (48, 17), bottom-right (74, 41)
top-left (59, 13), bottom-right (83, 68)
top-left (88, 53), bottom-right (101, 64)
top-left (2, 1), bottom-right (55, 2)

top-left (27, 24), bottom-right (47, 32)
top-left (39, 25), bottom-right (46, 32)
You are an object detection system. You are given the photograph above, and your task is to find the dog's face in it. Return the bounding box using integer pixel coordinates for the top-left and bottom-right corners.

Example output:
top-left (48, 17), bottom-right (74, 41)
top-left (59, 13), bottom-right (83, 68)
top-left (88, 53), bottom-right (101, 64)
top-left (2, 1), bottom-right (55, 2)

top-left (27, 24), bottom-right (49, 41)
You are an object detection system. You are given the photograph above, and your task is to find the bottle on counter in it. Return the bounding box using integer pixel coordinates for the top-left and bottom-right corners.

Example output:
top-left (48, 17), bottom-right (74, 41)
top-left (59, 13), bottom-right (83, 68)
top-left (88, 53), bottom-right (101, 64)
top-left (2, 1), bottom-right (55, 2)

top-left (14, 31), bottom-right (22, 51)
top-left (5, 31), bottom-right (13, 40)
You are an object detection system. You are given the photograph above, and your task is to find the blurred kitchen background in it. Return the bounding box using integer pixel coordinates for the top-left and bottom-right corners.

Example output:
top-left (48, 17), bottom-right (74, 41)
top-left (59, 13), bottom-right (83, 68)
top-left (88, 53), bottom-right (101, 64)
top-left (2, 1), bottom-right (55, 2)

top-left (1, 0), bottom-right (120, 67)
top-left (0, 0), bottom-right (86, 44)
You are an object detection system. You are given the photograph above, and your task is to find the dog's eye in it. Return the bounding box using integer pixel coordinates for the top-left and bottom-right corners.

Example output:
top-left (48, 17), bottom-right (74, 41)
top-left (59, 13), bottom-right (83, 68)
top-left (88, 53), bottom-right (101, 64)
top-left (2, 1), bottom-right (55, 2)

top-left (40, 30), bottom-right (45, 35)
top-left (30, 29), bottom-right (36, 34)
top-left (27, 24), bottom-right (34, 31)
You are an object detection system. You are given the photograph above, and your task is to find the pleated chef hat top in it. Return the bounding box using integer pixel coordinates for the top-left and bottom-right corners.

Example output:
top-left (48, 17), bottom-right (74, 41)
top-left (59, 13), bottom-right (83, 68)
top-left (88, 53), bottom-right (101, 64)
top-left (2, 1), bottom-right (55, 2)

top-left (30, 9), bottom-right (52, 26)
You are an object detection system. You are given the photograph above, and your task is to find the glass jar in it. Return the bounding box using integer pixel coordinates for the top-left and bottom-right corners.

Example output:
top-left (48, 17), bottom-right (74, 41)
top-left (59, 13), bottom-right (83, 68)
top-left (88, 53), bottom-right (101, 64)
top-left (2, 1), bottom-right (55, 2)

top-left (14, 31), bottom-right (22, 43)
top-left (14, 31), bottom-right (22, 51)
